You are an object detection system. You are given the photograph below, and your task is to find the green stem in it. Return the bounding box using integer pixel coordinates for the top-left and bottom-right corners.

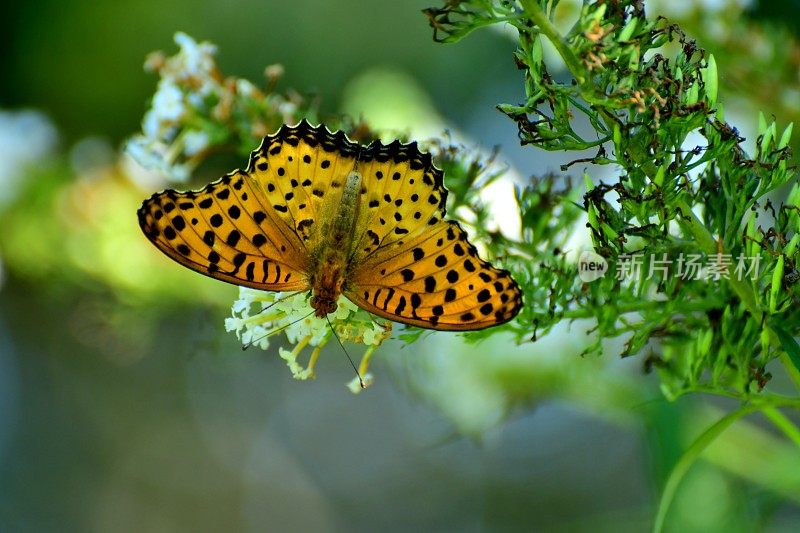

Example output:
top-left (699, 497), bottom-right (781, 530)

top-left (780, 352), bottom-right (800, 393)
top-left (671, 387), bottom-right (800, 408)
top-left (652, 404), bottom-right (759, 533)
top-left (761, 406), bottom-right (800, 448)
top-left (520, 0), bottom-right (587, 84)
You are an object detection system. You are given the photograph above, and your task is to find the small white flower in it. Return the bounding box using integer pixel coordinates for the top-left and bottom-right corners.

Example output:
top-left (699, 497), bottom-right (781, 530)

top-left (183, 130), bottom-right (210, 156)
top-left (264, 63), bottom-right (285, 80)
top-left (347, 373), bottom-right (374, 394)
top-left (236, 79), bottom-right (258, 97)
top-left (124, 137), bottom-right (169, 171)
top-left (141, 109), bottom-right (161, 140)
top-left (189, 79), bottom-right (222, 108)
top-left (362, 326), bottom-right (376, 346)
top-left (224, 316), bottom-right (243, 333)
top-left (278, 347), bottom-right (304, 376)
top-left (151, 80), bottom-right (186, 123)
top-left (124, 136), bottom-right (191, 183)
top-left (279, 346), bottom-right (314, 379)
top-left (231, 297), bottom-right (250, 315)
top-left (239, 287), bottom-right (261, 305)
top-left (334, 298), bottom-right (358, 319)
top-left (278, 101), bottom-right (298, 122)
top-left (241, 324), bottom-right (269, 351)
top-left (169, 163), bottom-right (191, 182)
top-left (173, 32), bottom-right (218, 78)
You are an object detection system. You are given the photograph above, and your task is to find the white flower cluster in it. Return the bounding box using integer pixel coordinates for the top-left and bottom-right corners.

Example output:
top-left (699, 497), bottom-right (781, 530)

top-left (225, 287), bottom-right (391, 391)
top-left (125, 32), bottom-right (220, 182)
top-left (125, 32), bottom-right (306, 186)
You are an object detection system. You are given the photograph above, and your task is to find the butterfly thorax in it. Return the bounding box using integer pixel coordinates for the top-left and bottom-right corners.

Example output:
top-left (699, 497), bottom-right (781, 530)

top-left (309, 170), bottom-right (363, 317)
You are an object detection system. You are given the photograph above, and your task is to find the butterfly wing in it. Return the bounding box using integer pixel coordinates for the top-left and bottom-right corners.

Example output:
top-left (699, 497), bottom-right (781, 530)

top-left (138, 120), bottom-right (358, 292)
top-left (138, 170), bottom-right (310, 291)
top-left (343, 142), bottom-right (523, 330)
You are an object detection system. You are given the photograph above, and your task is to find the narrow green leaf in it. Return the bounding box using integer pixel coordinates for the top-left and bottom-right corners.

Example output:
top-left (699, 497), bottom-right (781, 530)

top-left (618, 16), bottom-right (638, 41)
top-left (772, 324), bottom-right (800, 374)
top-left (778, 122), bottom-right (794, 149)
top-left (785, 234), bottom-right (799, 256)
top-left (653, 164), bottom-right (666, 186)
top-left (686, 80), bottom-right (699, 105)
top-left (584, 172), bottom-right (594, 192)
top-left (592, 3), bottom-right (607, 22)
top-left (704, 54), bottom-right (718, 107)
top-left (530, 35), bottom-right (543, 64)
top-left (761, 121), bottom-right (777, 153)
top-left (601, 222), bottom-right (619, 240)
top-left (770, 255), bottom-right (784, 312)
top-left (716, 101), bottom-right (725, 120)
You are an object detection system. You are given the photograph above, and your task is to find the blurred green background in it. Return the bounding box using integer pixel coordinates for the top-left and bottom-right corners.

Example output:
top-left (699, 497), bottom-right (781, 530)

top-left (1, 0), bottom-right (800, 531)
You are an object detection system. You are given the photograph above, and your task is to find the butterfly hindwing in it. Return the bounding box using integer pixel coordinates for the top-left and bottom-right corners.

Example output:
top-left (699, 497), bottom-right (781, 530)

top-left (346, 220), bottom-right (522, 330)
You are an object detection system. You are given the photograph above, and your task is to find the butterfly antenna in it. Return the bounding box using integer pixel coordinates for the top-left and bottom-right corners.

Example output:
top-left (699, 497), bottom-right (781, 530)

top-left (325, 314), bottom-right (364, 389)
top-left (241, 309), bottom-right (315, 351)
top-left (353, 141), bottom-right (365, 173)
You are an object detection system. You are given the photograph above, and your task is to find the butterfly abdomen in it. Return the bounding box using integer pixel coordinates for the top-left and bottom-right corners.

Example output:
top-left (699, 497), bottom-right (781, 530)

top-left (309, 170), bottom-right (363, 317)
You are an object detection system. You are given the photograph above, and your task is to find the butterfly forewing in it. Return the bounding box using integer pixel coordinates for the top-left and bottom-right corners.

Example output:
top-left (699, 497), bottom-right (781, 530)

top-left (247, 123), bottom-right (359, 251)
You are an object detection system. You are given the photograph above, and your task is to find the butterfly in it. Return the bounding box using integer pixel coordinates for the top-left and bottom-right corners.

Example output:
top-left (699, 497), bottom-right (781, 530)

top-left (138, 120), bottom-right (522, 330)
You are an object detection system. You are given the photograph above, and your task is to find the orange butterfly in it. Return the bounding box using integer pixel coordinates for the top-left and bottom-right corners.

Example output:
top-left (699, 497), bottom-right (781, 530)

top-left (138, 121), bottom-right (522, 330)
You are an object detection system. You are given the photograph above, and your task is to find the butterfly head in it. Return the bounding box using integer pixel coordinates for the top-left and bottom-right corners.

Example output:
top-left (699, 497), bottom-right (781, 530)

top-left (310, 293), bottom-right (338, 318)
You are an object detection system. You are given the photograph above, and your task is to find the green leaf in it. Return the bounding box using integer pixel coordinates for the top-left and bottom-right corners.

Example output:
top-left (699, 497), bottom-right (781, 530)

top-left (785, 234), bottom-right (800, 257)
top-left (770, 255), bottom-right (784, 313)
top-left (618, 16), bottom-right (638, 42)
top-left (758, 111), bottom-right (768, 135)
top-left (772, 324), bottom-right (800, 374)
top-left (704, 54), bottom-right (718, 107)
top-left (778, 122), bottom-right (794, 149)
